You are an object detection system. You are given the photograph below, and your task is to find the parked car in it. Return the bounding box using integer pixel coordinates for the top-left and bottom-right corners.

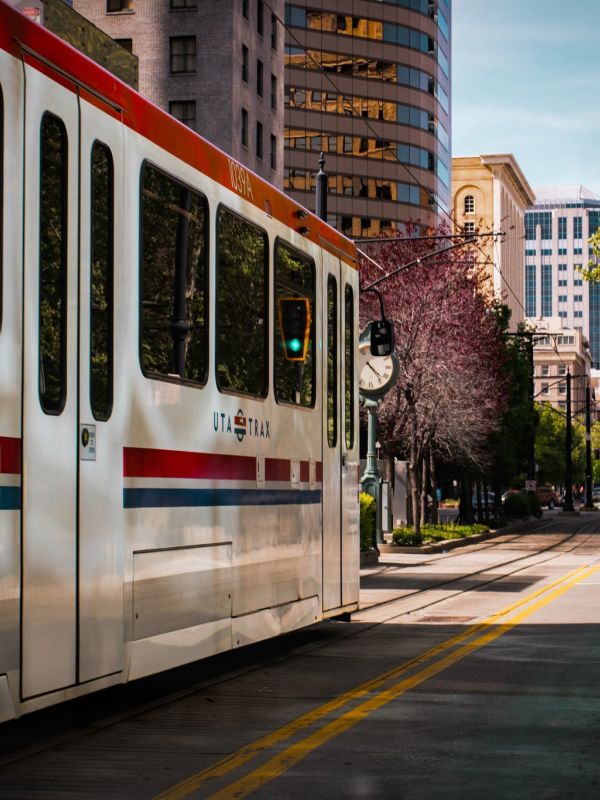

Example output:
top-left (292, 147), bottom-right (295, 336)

top-left (471, 491), bottom-right (496, 509)
top-left (534, 485), bottom-right (560, 509)
top-left (592, 486), bottom-right (600, 503)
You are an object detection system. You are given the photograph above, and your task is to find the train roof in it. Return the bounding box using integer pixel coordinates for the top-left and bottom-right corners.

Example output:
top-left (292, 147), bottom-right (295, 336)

top-left (0, 0), bottom-right (357, 269)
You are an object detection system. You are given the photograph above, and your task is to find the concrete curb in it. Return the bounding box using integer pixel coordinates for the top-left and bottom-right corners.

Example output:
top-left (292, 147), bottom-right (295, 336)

top-left (378, 529), bottom-right (499, 554)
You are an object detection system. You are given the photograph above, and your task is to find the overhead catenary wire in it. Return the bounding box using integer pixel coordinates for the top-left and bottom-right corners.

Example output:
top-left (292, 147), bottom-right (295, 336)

top-left (267, 1), bottom-right (530, 320)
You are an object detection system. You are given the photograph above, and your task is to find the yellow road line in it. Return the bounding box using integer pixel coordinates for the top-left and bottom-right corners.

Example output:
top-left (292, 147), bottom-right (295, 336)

top-left (208, 565), bottom-right (599, 799)
top-left (154, 564), bottom-right (593, 800)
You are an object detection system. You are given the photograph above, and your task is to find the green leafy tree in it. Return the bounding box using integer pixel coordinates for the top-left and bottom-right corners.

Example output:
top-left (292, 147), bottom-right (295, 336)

top-left (534, 402), bottom-right (585, 486)
top-left (579, 229), bottom-right (600, 282)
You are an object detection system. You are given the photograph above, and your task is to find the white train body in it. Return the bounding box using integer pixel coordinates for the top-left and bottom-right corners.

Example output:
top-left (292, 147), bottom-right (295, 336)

top-left (0, 1), bottom-right (359, 719)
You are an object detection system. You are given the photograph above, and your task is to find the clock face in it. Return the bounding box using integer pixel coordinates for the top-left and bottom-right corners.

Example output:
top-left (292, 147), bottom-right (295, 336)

top-left (358, 352), bottom-right (398, 397)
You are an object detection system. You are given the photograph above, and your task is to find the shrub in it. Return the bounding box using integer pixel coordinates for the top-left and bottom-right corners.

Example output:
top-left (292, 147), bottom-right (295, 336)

top-left (502, 491), bottom-right (529, 519)
top-left (391, 523), bottom-right (487, 546)
top-left (526, 492), bottom-right (542, 518)
top-left (359, 492), bottom-right (376, 551)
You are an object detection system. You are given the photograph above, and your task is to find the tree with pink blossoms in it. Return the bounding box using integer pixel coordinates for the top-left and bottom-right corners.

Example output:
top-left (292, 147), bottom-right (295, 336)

top-left (360, 233), bottom-right (509, 538)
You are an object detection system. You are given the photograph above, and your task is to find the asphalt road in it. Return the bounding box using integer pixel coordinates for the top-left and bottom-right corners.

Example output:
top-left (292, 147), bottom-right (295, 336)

top-left (1, 511), bottom-right (599, 799)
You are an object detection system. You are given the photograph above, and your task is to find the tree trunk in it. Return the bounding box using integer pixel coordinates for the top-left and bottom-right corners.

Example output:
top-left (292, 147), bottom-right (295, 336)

top-left (409, 409), bottom-right (421, 538)
top-left (420, 454), bottom-right (428, 527)
top-left (430, 450), bottom-right (439, 525)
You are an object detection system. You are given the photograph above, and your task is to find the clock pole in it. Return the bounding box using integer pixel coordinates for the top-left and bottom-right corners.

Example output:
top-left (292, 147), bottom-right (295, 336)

top-left (361, 397), bottom-right (383, 548)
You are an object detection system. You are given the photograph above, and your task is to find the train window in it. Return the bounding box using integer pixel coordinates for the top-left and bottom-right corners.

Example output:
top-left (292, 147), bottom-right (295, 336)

top-left (140, 163), bottom-right (208, 384)
top-left (216, 207), bottom-right (268, 396)
top-left (0, 86), bottom-right (3, 332)
top-left (90, 142), bottom-right (114, 420)
top-left (39, 113), bottom-right (68, 415)
top-left (344, 284), bottom-right (354, 448)
top-left (274, 241), bottom-right (315, 407)
top-left (326, 275), bottom-right (337, 445)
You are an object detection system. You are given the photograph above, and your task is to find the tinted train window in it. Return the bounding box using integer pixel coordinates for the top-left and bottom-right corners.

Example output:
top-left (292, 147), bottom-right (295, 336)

top-left (327, 275), bottom-right (337, 445)
top-left (274, 241), bottom-right (315, 406)
top-left (0, 86), bottom-right (3, 331)
top-left (140, 163), bottom-right (208, 384)
top-left (39, 113), bottom-right (68, 414)
top-left (216, 207), bottom-right (267, 396)
top-left (344, 284), bottom-right (354, 448)
top-left (90, 142), bottom-right (114, 420)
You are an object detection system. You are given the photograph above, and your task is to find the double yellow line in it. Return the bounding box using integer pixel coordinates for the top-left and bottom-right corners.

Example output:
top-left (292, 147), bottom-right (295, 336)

top-left (155, 563), bottom-right (598, 800)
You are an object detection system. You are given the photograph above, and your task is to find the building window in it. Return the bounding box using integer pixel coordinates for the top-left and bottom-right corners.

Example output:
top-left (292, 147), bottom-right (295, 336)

top-left (217, 208), bottom-right (267, 396)
top-left (256, 59), bottom-right (263, 97)
top-left (270, 134), bottom-right (276, 170)
top-left (140, 164), bottom-right (208, 384)
top-left (541, 364), bottom-right (549, 377)
top-left (559, 263), bottom-right (567, 272)
top-left (242, 44), bottom-right (249, 83)
top-left (574, 217), bottom-right (583, 239)
top-left (541, 263), bottom-right (552, 318)
top-left (274, 242), bottom-right (315, 407)
top-left (574, 295), bottom-right (583, 303)
top-left (558, 365), bottom-right (566, 376)
top-left (170, 36), bottom-right (196, 73)
top-left (169, 100), bottom-right (196, 129)
top-left (541, 383), bottom-right (549, 395)
top-left (558, 295), bottom-right (567, 303)
top-left (574, 310), bottom-right (583, 318)
top-left (464, 221), bottom-right (475, 238)
top-left (241, 107), bottom-right (248, 147)
top-left (271, 13), bottom-right (277, 49)
top-left (256, 121), bottom-right (263, 159)
top-left (115, 38), bottom-right (133, 52)
top-left (107, 0), bottom-right (133, 12)
top-left (464, 194), bottom-right (474, 214)
top-left (559, 280), bottom-right (567, 287)
top-left (170, 0), bottom-right (197, 8)
top-left (257, 0), bottom-right (264, 35)
top-left (558, 216), bottom-right (567, 240)
top-left (271, 74), bottom-right (276, 109)
top-left (558, 383), bottom-right (566, 395)
top-left (242, 0), bottom-right (248, 20)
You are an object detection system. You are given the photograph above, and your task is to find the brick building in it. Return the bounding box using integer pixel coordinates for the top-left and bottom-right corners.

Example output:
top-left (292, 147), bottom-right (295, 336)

top-left (72, 0), bottom-right (285, 187)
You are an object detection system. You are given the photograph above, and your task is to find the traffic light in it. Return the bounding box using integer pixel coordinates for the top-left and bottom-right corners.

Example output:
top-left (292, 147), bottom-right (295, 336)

top-left (370, 319), bottom-right (394, 356)
top-left (278, 297), bottom-right (311, 361)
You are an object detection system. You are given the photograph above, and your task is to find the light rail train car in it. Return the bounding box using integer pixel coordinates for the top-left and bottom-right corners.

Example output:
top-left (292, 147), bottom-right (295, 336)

top-left (0, 0), bottom-right (359, 720)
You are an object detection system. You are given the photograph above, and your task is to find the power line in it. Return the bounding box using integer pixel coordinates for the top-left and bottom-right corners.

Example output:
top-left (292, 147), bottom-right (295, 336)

top-left (270, 2), bottom-right (529, 320)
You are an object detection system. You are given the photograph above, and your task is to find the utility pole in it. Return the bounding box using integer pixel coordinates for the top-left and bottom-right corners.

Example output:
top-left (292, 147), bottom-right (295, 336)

top-left (583, 383), bottom-right (596, 510)
top-left (563, 370), bottom-right (575, 513)
top-left (315, 152), bottom-right (327, 222)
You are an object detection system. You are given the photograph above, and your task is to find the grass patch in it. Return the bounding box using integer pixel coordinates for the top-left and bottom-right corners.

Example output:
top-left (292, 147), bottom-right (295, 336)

top-left (392, 522), bottom-right (488, 547)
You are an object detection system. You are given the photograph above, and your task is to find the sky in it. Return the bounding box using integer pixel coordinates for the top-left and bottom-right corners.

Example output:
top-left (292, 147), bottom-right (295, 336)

top-left (452, 0), bottom-right (600, 196)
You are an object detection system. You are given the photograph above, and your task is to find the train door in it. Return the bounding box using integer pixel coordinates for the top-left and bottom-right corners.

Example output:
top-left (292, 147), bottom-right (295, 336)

top-left (77, 101), bottom-right (124, 683)
top-left (21, 64), bottom-right (80, 698)
top-left (322, 258), bottom-right (342, 611)
top-left (341, 275), bottom-right (359, 606)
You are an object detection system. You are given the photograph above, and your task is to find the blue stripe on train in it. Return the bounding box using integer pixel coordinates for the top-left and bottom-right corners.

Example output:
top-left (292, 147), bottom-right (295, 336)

top-left (0, 487), bottom-right (20, 510)
top-left (123, 487), bottom-right (322, 509)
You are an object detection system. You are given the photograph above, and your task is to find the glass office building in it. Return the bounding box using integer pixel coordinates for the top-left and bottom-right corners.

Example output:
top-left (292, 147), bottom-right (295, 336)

top-left (525, 186), bottom-right (600, 366)
top-left (284, 0), bottom-right (451, 237)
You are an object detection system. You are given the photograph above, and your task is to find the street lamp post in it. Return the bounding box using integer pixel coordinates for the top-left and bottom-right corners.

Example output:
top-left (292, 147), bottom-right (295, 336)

top-left (583, 383), bottom-right (596, 510)
top-left (361, 398), bottom-right (383, 547)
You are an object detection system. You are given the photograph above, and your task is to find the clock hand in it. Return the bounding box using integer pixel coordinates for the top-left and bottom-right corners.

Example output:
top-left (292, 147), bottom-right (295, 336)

top-left (367, 362), bottom-right (383, 379)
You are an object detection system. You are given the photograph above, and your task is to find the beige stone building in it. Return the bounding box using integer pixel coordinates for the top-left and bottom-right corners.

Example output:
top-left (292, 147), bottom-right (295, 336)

top-left (452, 154), bottom-right (535, 330)
top-left (531, 317), bottom-right (592, 416)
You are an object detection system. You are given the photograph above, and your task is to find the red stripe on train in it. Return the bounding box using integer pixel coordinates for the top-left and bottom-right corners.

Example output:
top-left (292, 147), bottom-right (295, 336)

top-left (0, 436), bottom-right (21, 474)
top-left (123, 447), bottom-right (256, 480)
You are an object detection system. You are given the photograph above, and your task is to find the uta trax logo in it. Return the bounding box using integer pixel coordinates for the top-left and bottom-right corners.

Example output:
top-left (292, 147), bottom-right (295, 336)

top-left (213, 409), bottom-right (271, 442)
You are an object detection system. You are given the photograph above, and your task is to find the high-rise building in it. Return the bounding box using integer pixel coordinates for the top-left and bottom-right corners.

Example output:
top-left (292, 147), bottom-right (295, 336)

top-left (452, 154), bottom-right (535, 330)
top-left (525, 186), bottom-right (600, 366)
top-left (284, 0), bottom-right (451, 237)
top-left (531, 317), bottom-right (591, 416)
top-left (72, 0), bottom-right (285, 187)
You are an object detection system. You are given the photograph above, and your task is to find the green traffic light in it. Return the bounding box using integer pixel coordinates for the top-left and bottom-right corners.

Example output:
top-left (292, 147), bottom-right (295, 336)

top-left (289, 338), bottom-right (302, 353)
